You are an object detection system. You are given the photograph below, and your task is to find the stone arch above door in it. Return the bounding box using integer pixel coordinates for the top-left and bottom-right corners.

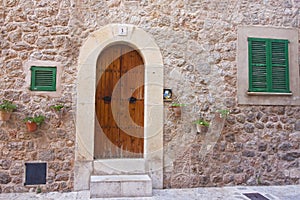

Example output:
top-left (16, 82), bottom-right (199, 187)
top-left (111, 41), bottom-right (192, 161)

top-left (75, 24), bottom-right (164, 190)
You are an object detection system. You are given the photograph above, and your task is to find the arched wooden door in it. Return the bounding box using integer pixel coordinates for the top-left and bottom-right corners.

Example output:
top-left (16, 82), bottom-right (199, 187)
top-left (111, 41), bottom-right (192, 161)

top-left (95, 44), bottom-right (144, 159)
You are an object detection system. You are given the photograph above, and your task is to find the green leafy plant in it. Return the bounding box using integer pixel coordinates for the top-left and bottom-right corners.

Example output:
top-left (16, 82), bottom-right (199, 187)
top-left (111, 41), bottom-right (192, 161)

top-left (23, 115), bottom-right (45, 126)
top-left (36, 186), bottom-right (42, 194)
top-left (50, 104), bottom-right (64, 111)
top-left (217, 109), bottom-right (230, 118)
top-left (170, 103), bottom-right (187, 107)
top-left (193, 119), bottom-right (210, 127)
top-left (0, 100), bottom-right (17, 112)
top-left (257, 176), bottom-right (262, 185)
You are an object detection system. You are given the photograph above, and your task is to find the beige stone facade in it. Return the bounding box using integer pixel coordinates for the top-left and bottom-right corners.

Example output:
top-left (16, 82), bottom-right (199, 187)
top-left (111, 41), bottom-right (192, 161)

top-left (0, 0), bottom-right (300, 193)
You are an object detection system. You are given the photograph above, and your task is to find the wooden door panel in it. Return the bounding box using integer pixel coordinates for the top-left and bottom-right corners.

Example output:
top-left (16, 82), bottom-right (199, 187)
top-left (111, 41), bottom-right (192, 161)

top-left (119, 46), bottom-right (144, 157)
top-left (95, 44), bottom-right (144, 159)
top-left (95, 45), bottom-right (122, 158)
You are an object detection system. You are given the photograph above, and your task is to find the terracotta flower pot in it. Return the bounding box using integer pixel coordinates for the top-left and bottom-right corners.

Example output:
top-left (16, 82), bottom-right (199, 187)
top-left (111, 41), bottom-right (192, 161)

top-left (26, 121), bottom-right (37, 132)
top-left (196, 124), bottom-right (208, 134)
top-left (0, 111), bottom-right (12, 121)
top-left (171, 106), bottom-right (181, 117)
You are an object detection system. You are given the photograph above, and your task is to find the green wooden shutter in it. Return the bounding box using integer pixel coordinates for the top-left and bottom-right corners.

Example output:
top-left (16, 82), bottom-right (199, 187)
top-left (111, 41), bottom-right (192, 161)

top-left (30, 66), bottom-right (57, 91)
top-left (248, 38), bottom-right (290, 93)
top-left (270, 40), bottom-right (289, 92)
top-left (248, 38), bottom-right (268, 92)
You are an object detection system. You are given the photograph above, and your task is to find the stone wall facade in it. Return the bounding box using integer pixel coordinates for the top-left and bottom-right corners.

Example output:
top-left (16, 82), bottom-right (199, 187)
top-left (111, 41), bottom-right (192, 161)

top-left (0, 0), bottom-right (299, 193)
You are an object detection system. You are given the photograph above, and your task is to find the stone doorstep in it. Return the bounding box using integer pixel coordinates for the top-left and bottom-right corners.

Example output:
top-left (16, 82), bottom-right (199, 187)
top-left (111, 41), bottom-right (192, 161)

top-left (90, 174), bottom-right (152, 198)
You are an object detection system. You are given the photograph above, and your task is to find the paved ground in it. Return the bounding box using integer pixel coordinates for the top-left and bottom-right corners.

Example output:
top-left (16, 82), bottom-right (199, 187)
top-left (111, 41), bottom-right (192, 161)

top-left (0, 185), bottom-right (300, 200)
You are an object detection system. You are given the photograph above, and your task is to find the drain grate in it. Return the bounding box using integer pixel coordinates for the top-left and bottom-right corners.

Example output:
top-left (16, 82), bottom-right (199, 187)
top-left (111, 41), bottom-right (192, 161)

top-left (25, 163), bottom-right (47, 185)
top-left (243, 193), bottom-right (270, 200)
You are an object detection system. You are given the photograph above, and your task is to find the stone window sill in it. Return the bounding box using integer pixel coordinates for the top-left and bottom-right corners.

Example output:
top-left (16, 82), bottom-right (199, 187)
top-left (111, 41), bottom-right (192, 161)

top-left (247, 92), bottom-right (293, 96)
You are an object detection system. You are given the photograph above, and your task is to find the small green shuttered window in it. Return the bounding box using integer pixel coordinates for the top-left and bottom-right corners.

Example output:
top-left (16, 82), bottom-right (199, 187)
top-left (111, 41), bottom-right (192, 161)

top-left (30, 66), bottom-right (57, 91)
top-left (248, 38), bottom-right (290, 93)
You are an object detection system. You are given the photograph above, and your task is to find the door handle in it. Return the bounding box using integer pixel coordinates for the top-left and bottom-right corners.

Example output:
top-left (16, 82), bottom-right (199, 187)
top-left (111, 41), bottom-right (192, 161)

top-left (128, 97), bottom-right (137, 104)
top-left (102, 96), bottom-right (111, 103)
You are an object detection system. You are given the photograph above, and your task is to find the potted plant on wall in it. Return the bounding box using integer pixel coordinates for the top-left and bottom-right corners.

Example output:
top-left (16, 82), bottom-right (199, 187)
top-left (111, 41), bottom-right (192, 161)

top-left (23, 115), bottom-right (45, 132)
top-left (193, 119), bottom-right (210, 134)
top-left (216, 109), bottom-right (230, 118)
top-left (50, 104), bottom-right (64, 112)
top-left (0, 100), bottom-right (17, 121)
top-left (50, 104), bottom-right (64, 118)
top-left (170, 102), bottom-right (186, 117)
top-left (50, 103), bottom-right (65, 127)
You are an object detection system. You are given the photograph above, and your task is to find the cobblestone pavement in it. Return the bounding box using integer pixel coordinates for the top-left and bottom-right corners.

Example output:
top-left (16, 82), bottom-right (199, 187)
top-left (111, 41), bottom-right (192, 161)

top-left (0, 185), bottom-right (299, 200)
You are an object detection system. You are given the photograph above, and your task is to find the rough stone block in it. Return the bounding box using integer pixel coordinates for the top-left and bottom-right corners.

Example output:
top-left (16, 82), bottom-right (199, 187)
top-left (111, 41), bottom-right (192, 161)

top-left (0, 172), bottom-right (11, 184)
top-left (295, 120), bottom-right (300, 131)
top-left (242, 150), bottom-right (255, 157)
top-left (290, 168), bottom-right (300, 178)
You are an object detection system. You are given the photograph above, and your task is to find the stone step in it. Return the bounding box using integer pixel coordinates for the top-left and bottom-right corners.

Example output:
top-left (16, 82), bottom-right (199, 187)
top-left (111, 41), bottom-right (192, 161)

top-left (90, 174), bottom-right (152, 198)
top-left (93, 159), bottom-right (146, 175)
